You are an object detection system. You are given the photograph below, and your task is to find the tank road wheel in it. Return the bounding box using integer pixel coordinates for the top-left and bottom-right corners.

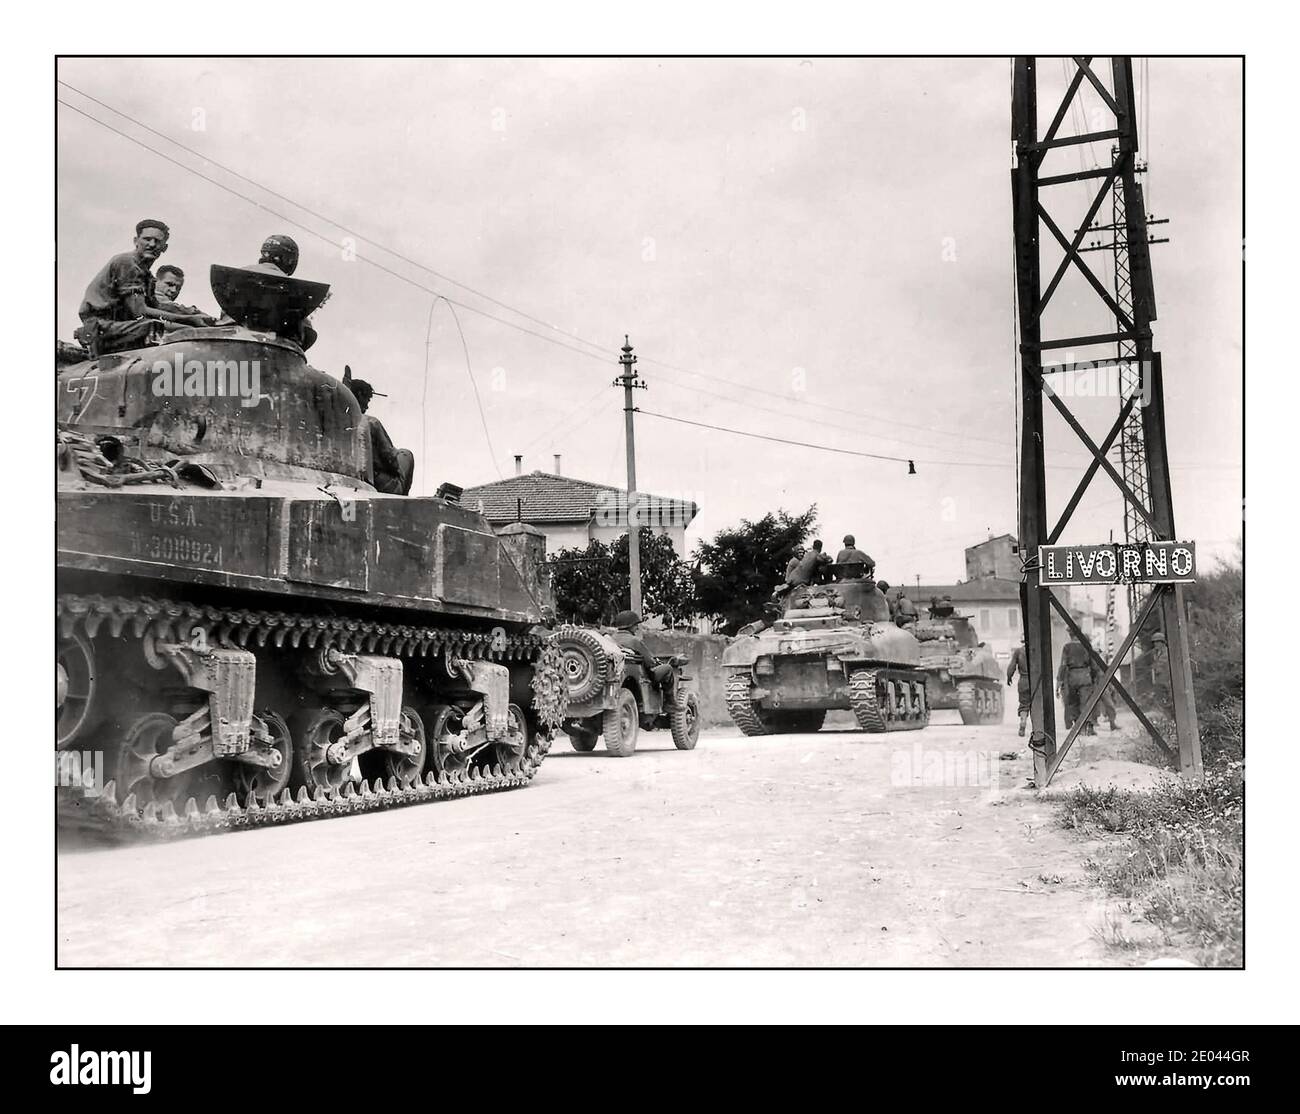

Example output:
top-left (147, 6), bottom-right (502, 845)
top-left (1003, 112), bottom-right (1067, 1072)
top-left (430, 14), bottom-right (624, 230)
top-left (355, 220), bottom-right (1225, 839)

top-left (567, 721), bottom-right (600, 752)
top-left (487, 704), bottom-right (530, 772)
top-left (233, 711), bottom-right (293, 805)
top-left (115, 712), bottom-right (191, 807)
top-left (360, 706), bottom-right (429, 788)
top-left (670, 691), bottom-right (701, 750)
top-left (291, 707), bottom-right (354, 794)
top-left (429, 705), bottom-right (471, 777)
top-left (57, 631), bottom-right (99, 748)
top-left (724, 671), bottom-right (774, 736)
top-left (602, 688), bottom-right (640, 757)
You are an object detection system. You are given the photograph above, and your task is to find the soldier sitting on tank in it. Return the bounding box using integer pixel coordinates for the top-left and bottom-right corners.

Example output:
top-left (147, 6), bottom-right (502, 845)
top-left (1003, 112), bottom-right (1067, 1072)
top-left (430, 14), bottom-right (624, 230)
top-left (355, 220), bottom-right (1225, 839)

top-left (876, 580), bottom-right (894, 617)
top-left (347, 373), bottom-right (415, 495)
top-left (893, 588), bottom-right (918, 627)
top-left (73, 219), bottom-right (215, 356)
top-left (834, 535), bottom-right (875, 580)
top-left (154, 265), bottom-right (214, 320)
top-left (611, 610), bottom-right (677, 703)
top-left (789, 539), bottom-right (834, 587)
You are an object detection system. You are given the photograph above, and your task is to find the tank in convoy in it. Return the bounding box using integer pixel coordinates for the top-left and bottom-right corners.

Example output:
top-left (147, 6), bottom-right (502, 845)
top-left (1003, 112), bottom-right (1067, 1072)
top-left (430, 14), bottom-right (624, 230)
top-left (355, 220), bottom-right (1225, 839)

top-left (721, 567), bottom-right (930, 735)
top-left (56, 261), bottom-right (568, 838)
top-left (912, 600), bottom-right (1005, 726)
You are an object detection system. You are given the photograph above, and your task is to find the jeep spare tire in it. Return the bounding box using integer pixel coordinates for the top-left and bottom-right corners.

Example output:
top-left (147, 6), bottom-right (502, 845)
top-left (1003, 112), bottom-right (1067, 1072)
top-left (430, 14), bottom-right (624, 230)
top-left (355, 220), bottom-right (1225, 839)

top-left (552, 625), bottom-right (618, 703)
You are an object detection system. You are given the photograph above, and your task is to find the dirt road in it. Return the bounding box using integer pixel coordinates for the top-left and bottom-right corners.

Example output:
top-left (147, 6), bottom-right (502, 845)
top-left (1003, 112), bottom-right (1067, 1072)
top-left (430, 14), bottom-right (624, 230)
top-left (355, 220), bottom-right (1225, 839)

top-left (57, 715), bottom-right (1122, 967)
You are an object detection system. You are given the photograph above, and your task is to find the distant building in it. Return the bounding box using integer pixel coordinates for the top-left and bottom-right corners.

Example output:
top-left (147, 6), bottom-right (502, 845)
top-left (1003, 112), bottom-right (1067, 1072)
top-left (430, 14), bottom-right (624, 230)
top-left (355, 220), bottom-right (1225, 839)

top-left (462, 457), bottom-right (698, 557)
top-left (965, 532), bottom-right (1021, 580)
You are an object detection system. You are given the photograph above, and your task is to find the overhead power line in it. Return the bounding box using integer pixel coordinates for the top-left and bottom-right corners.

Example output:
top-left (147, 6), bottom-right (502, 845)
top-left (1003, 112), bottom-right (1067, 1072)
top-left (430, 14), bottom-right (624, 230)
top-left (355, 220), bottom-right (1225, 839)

top-left (57, 80), bottom-right (612, 362)
top-left (56, 98), bottom-right (614, 369)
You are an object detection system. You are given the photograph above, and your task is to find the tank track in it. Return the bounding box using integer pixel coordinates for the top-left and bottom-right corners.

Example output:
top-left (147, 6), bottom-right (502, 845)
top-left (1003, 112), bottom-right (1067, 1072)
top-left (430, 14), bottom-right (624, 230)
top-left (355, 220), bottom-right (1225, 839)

top-left (848, 667), bottom-right (929, 733)
top-left (56, 592), bottom-right (559, 842)
top-left (724, 671), bottom-right (773, 736)
top-left (956, 678), bottom-right (1004, 726)
top-left (57, 593), bottom-right (545, 660)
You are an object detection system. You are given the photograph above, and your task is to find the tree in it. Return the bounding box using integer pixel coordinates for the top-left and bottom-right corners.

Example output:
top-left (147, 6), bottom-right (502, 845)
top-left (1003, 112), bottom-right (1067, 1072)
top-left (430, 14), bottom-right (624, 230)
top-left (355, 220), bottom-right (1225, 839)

top-left (549, 528), bottom-right (698, 626)
top-left (691, 506), bottom-right (819, 634)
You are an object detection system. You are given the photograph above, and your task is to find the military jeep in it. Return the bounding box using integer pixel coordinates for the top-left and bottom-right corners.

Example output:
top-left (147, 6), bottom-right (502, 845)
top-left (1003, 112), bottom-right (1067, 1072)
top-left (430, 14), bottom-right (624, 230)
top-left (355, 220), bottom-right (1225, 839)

top-left (551, 625), bottom-right (701, 756)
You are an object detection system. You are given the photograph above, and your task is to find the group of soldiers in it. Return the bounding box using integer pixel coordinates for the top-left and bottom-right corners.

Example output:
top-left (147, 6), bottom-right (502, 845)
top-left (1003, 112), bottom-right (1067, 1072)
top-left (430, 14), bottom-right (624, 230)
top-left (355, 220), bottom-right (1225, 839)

top-left (1004, 631), bottom-right (1119, 738)
top-left (778, 534), bottom-right (926, 626)
top-left (70, 219), bottom-right (414, 496)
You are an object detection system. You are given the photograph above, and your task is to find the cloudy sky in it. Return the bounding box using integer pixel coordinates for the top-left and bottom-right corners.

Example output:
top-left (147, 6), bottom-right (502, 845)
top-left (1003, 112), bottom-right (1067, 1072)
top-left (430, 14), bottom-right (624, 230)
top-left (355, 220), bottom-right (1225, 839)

top-left (56, 57), bottom-right (1242, 588)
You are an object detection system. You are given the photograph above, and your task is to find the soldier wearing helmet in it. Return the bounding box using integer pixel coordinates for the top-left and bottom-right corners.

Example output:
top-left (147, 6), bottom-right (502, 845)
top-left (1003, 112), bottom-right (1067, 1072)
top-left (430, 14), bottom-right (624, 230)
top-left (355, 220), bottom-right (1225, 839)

top-left (243, 234), bottom-right (317, 349)
top-left (343, 365), bottom-right (414, 495)
top-left (834, 534), bottom-right (875, 580)
top-left (611, 610), bottom-right (676, 701)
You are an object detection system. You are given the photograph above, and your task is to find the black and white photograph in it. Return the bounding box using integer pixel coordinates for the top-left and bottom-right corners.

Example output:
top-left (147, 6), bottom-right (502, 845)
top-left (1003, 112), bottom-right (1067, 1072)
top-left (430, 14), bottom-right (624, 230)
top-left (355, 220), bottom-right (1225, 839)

top-left (6, 3), bottom-right (1289, 1081)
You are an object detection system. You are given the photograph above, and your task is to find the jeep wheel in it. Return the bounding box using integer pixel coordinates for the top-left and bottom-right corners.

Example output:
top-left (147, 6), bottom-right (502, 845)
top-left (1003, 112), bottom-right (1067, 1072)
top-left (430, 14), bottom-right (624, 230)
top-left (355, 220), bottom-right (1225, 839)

top-left (670, 691), bottom-right (701, 750)
top-left (602, 688), bottom-right (640, 757)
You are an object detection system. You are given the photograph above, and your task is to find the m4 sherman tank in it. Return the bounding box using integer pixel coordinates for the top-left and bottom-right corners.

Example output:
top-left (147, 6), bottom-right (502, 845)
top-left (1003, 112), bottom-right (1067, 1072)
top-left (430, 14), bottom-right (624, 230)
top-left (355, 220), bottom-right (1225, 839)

top-left (912, 610), bottom-right (1004, 725)
top-left (56, 265), bottom-right (567, 839)
top-left (721, 572), bottom-right (930, 735)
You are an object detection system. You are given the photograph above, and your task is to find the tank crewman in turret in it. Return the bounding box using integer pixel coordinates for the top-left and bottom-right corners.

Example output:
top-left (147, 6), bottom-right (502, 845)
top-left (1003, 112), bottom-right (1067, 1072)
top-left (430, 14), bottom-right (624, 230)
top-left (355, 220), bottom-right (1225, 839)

top-left (611, 610), bottom-right (677, 704)
top-left (876, 580), bottom-right (894, 618)
top-left (1056, 631), bottom-right (1100, 735)
top-left (929, 594), bottom-right (956, 619)
top-left (346, 370), bottom-right (414, 495)
top-left (243, 235), bottom-right (319, 349)
top-left (893, 588), bottom-right (918, 627)
top-left (789, 539), bottom-right (834, 586)
top-left (834, 535), bottom-right (875, 579)
top-left (74, 219), bottom-right (214, 356)
top-left (154, 265), bottom-right (215, 320)
top-left (1006, 640), bottom-right (1032, 737)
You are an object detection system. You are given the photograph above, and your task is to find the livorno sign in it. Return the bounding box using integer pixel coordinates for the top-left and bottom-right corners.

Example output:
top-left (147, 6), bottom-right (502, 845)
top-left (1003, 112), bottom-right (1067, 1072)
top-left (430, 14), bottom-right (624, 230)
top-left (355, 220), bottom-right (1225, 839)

top-left (1037, 541), bottom-right (1196, 587)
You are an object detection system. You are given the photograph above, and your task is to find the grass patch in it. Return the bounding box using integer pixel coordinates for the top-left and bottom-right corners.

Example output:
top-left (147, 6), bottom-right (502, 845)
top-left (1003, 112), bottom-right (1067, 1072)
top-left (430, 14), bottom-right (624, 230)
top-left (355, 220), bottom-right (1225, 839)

top-left (1056, 760), bottom-right (1243, 967)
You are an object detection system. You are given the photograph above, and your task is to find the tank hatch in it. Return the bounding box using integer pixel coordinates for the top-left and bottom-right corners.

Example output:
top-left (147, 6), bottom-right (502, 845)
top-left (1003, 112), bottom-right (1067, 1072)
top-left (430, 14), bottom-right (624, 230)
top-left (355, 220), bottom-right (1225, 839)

top-left (210, 264), bottom-right (329, 336)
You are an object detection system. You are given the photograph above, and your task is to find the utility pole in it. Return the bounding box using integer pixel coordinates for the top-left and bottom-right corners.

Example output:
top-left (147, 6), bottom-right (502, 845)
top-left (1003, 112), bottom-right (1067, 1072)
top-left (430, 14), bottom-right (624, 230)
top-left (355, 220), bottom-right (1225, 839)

top-left (615, 336), bottom-right (647, 615)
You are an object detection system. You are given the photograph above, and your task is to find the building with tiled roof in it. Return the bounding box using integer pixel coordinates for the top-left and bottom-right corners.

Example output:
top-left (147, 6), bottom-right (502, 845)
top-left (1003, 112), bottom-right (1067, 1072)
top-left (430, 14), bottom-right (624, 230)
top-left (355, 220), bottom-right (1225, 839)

top-left (463, 458), bottom-right (699, 556)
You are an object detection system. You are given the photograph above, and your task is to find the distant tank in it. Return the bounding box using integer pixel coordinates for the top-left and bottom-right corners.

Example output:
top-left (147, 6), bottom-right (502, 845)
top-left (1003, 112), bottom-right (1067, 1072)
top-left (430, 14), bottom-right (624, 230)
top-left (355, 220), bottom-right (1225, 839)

top-left (912, 607), bottom-right (1004, 725)
top-left (721, 570), bottom-right (929, 735)
top-left (56, 264), bottom-right (567, 838)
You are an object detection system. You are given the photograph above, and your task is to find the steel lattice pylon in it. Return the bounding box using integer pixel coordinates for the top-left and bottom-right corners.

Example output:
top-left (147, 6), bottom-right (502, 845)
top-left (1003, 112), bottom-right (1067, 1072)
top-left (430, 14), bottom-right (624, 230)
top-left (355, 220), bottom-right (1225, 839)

top-left (1108, 145), bottom-right (1154, 643)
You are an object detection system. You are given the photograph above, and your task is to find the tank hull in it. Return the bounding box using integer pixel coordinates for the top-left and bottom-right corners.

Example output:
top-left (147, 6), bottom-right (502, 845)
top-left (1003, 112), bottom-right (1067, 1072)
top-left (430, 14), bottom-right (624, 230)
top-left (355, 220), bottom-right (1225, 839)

top-left (55, 326), bottom-right (566, 840)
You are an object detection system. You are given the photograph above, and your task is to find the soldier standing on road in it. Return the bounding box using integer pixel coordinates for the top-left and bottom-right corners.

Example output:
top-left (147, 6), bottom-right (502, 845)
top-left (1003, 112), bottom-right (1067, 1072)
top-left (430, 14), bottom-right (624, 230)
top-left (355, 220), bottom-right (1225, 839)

top-left (1006, 640), bottom-right (1032, 737)
top-left (1056, 631), bottom-right (1099, 735)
